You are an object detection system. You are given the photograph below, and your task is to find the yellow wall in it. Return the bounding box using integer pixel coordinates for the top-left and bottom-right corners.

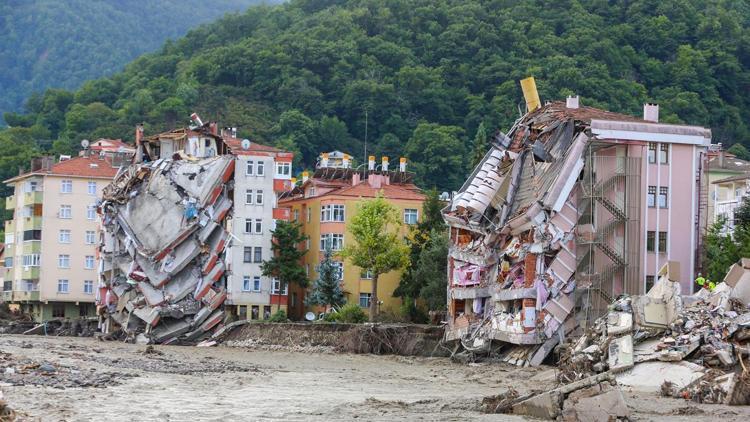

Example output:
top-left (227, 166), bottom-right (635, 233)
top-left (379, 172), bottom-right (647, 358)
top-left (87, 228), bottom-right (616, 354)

top-left (286, 194), bottom-right (424, 315)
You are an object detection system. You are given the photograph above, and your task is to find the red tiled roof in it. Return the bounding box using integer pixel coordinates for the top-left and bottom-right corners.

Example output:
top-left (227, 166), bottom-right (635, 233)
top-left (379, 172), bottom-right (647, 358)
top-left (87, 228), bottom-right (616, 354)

top-left (223, 136), bottom-right (284, 155)
top-left (330, 182), bottom-right (425, 201)
top-left (47, 155), bottom-right (119, 179)
top-left (90, 138), bottom-right (134, 152)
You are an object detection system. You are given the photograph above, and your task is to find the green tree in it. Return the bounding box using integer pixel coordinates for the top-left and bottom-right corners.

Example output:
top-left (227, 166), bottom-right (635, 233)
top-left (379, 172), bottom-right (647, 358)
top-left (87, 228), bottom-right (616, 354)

top-left (470, 122), bottom-right (489, 168)
top-left (727, 143), bottom-right (750, 161)
top-left (342, 194), bottom-right (409, 321)
top-left (261, 220), bottom-right (308, 312)
top-left (306, 244), bottom-right (346, 311)
top-left (417, 230), bottom-right (449, 311)
top-left (405, 123), bottom-right (467, 192)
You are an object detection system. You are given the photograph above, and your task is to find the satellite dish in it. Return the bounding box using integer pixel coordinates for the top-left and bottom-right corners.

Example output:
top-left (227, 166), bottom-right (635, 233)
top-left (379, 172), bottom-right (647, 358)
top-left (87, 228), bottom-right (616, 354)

top-left (241, 139), bottom-right (251, 150)
top-left (81, 139), bottom-right (90, 149)
top-left (305, 312), bottom-right (315, 321)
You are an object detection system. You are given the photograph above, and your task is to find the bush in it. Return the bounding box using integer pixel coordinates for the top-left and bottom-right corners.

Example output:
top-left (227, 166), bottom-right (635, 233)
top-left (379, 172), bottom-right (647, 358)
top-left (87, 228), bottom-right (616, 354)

top-left (268, 310), bottom-right (288, 323)
top-left (324, 303), bottom-right (367, 323)
top-left (400, 301), bottom-right (429, 324)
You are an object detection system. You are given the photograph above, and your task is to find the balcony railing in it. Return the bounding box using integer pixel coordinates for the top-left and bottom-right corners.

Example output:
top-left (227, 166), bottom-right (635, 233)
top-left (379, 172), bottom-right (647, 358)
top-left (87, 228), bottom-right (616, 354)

top-left (21, 191), bottom-right (43, 206)
top-left (5, 195), bottom-right (15, 210)
top-left (12, 290), bottom-right (40, 302)
top-left (21, 267), bottom-right (40, 280)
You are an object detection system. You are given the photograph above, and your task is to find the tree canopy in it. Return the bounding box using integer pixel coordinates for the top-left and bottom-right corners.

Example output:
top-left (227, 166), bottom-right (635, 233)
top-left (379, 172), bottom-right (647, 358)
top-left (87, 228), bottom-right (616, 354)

top-left (261, 220), bottom-right (309, 302)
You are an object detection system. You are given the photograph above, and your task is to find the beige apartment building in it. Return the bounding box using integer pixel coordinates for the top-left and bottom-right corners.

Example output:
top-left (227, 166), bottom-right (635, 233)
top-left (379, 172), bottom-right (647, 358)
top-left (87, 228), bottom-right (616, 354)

top-left (3, 153), bottom-right (120, 321)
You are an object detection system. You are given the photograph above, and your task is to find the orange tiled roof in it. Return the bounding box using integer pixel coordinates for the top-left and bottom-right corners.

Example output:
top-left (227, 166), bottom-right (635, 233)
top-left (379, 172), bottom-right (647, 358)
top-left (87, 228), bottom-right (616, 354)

top-left (45, 155), bottom-right (119, 179)
top-left (326, 181), bottom-right (425, 201)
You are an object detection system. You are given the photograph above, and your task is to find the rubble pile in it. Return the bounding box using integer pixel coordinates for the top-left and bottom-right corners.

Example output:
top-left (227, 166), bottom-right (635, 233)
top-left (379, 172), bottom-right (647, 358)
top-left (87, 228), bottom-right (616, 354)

top-left (560, 260), bottom-right (750, 405)
top-left (97, 152), bottom-right (234, 344)
top-left (0, 351), bottom-right (135, 389)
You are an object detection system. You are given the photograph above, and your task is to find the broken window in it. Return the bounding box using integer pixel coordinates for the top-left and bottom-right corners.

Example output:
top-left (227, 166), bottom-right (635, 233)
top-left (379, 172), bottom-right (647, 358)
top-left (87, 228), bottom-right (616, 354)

top-left (57, 279), bottom-right (69, 293)
top-left (84, 280), bottom-right (93, 294)
top-left (251, 305), bottom-right (259, 320)
top-left (648, 143), bottom-right (656, 164)
top-left (658, 187), bottom-right (668, 208)
top-left (404, 208), bottom-right (418, 225)
top-left (85, 255), bottom-right (95, 269)
top-left (58, 254), bottom-right (70, 268)
top-left (659, 144), bottom-right (669, 164)
top-left (52, 303), bottom-right (65, 317)
top-left (61, 179), bottom-right (72, 193)
top-left (658, 231), bottom-right (667, 252)
top-left (59, 229), bottom-right (71, 244)
top-left (239, 305), bottom-right (248, 319)
top-left (647, 186), bottom-right (656, 208)
top-left (359, 293), bottom-right (372, 308)
top-left (646, 231), bottom-right (655, 252)
top-left (59, 205), bottom-right (72, 219)
top-left (254, 247), bottom-right (262, 263)
top-left (645, 275), bottom-right (655, 292)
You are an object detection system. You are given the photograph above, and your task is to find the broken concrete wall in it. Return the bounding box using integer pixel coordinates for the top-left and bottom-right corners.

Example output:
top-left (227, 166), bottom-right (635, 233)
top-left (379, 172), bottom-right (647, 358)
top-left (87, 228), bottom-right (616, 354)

top-left (97, 154), bottom-right (234, 344)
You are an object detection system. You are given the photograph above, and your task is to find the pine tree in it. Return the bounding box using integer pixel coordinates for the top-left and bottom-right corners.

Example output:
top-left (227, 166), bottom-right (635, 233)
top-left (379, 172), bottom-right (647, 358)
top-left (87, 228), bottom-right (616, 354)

top-left (306, 244), bottom-right (345, 311)
top-left (470, 122), bottom-right (489, 169)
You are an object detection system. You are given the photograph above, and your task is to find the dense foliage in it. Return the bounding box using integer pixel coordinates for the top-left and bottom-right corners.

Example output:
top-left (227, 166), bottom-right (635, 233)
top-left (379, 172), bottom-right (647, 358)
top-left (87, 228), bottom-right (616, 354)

top-left (704, 198), bottom-right (750, 283)
top-left (306, 244), bottom-right (347, 310)
top-left (261, 220), bottom-right (309, 294)
top-left (323, 303), bottom-right (368, 323)
top-left (0, 0), bottom-right (269, 123)
top-left (2, 0), bottom-right (749, 195)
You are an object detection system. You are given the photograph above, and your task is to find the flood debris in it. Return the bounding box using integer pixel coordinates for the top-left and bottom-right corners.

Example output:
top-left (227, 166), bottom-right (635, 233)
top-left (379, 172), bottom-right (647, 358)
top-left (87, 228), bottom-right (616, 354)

top-left (96, 117), bottom-right (234, 344)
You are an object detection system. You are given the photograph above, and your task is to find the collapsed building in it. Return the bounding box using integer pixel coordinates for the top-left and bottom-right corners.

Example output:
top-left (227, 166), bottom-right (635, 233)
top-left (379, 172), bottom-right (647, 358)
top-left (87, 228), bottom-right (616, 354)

top-left (442, 95), bottom-right (712, 366)
top-left (96, 119), bottom-right (235, 344)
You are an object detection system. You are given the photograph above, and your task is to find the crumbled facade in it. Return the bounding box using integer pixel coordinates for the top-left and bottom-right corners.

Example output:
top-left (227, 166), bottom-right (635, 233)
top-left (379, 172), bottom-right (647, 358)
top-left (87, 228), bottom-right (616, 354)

top-left (443, 99), bottom-right (712, 365)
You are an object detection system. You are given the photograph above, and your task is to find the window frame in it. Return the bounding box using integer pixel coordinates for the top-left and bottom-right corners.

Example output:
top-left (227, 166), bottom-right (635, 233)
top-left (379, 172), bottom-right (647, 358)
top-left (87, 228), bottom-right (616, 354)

top-left (245, 189), bottom-right (254, 205)
top-left (87, 181), bottom-right (97, 195)
top-left (255, 189), bottom-right (263, 205)
top-left (242, 275), bottom-right (252, 292)
top-left (253, 276), bottom-right (261, 292)
top-left (253, 246), bottom-right (262, 263)
top-left (86, 204), bottom-right (96, 220)
top-left (59, 205), bottom-right (72, 219)
top-left (254, 219), bottom-right (263, 234)
top-left (83, 280), bottom-right (94, 295)
top-left (659, 143), bottom-right (669, 164)
top-left (275, 162), bottom-right (291, 177)
top-left (61, 179), bottom-right (73, 194)
top-left (658, 187), bottom-right (668, 208)
top-left (59, 229), bottom-right (71, 244)
top-left (58, 254), bottom-right (70, 268)
top-left (244, 219), bottom-right (252, 234)
top-left (359, 293), bottom-right (372, 308)
top-left (243, 246), bottom-right (252, 263)
top-left (246, 161), bottom-right (254, 176)
top-left (647, 186), bottom-right (656, 208)
top-left (404, 208), bottom-right (419, 225)
top-left (647, 143), bottom-right (656, 164)
top-left (85, 231), bottom-right (96, 245)
top-left (658, 231), bottom-right (667, 253)
top-left (257, 160), bottom-right (265, 176)
top-left (84, 255), bottom-right (95, 270)
top-left (646, 231), bottom-right (655, 252)
top-left (57, 279), bottom-right (69, 294)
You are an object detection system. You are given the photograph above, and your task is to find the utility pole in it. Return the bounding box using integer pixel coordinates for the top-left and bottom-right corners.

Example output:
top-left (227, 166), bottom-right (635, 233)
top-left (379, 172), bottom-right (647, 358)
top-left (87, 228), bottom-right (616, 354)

top-left (363, 107), bottom-right (368, 170)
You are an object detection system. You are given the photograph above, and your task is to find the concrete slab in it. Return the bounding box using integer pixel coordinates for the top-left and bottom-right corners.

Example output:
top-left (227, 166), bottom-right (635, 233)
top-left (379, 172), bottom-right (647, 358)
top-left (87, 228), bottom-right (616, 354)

top-left (164, 266), bottom-right (202, 303)
top-left (616, 361), bottom-right (704, 392)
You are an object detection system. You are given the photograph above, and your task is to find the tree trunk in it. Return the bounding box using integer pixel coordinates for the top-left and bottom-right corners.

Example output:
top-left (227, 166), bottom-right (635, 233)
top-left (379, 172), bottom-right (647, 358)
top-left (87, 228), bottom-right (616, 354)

top-left (369, 273), bottom-right (379, 321)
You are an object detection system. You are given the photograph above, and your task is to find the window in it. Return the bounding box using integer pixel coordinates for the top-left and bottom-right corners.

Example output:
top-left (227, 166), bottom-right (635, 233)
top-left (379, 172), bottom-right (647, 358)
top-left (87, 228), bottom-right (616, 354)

top-left (321, 205), bottom-right (345, 222)
top-left (23, 230), bottom-right (41, 241)
top-left (61, 180), bottom-right (72, 193)
top-left (245, 189), bottom-right (253, 204)
top-left (333, 261), bottom-right (344, 280)
top-left (658, 231), bottom-right (667, 252)
top-left (276, 162), bottom-right (291, 177)
top-left (359, 293), bottom-right (372, 308)
top-left (360, 269), bottom-right (373, 279)
top-left (320, 233), bottom-right (344, 251)
top-left (254, 247), bottom-right (262, 263)
top-left (647, 143), bottom-right (656, 164)
top-left (242, 276), bottom-right (252, 291)
top-left (251, 305), bottom-right (259, 320)
top-left (293, 209), bottom-right (299, 222)
top-left (246, 161), bottom-right (254, 176)
top-left (85, 231), bottom-right (96, 245)
top-left (4, 257), bottom-right (13, 268)
top-left (52, 303), bottom-right (65, 317)
top-left (59, 205), bottom-right (72, 219)
top-left (257, 161), bottom-right (264, 176)
top-left (59, 229), bottom-right (71, 244)
top-left (254, 219), bottom-right (263, 234)
top-left (85, 255), bottom-right (95, 269)
top-left (658, 187), bottom-right (668, 208)
top-left (646, 231), bottom-right (655, 252)
top-left (255, 190), bottom-right (263, 205)
top-left (253, 276), bottom-right (261, 292)
top-left (58, 254), bottom-right (70, 268)
top-left (243, 247), bottom-right (252, 263)
top-left (87, 205), bottom-right (96, 220)
top-left (245, 219), bottom-right (252, 234)
top-left (306, 207), bottom-right (311, 223)
top-left (84, 280), bottom-right (94, 294)
top-left (272, 278), bottom-right (288, 295)
top-left (646, 276), bottom-right (655, 292)
top-left (659, 144), bottom-right (669, 164)
top-left (263, 305), bottom-right (272, 319)
top-left (22, 254), bottom-right (40, 267)
top-left (305, 263), bottom-right (310, 276)
top-left (4, 233), bottom-right (13, 245)
top-left (404, 208), bottom-right (419, 225)
top-left (305, 238), bottom-right (311, 250)
top-left (57, 279), bottom-right (69, 294)
top-left (647, 186), bottom-right (656, 208)
top-left (87, 181), bottom-right (97, 195)
top-left (26, 181), bottom-right (38, 193)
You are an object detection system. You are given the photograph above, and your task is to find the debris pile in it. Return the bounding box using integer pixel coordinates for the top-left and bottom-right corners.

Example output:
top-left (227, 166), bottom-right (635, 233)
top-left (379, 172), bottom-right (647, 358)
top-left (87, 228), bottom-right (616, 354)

top-left (559, 260), bottom-right (750, 405)
top-left (97, 151), bottom-right (234, 344)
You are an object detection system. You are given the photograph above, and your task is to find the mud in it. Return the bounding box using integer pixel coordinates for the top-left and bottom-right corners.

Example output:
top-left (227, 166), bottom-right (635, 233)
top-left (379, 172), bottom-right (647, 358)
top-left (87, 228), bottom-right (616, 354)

top-left (1, 335), bottom-right (749, 421)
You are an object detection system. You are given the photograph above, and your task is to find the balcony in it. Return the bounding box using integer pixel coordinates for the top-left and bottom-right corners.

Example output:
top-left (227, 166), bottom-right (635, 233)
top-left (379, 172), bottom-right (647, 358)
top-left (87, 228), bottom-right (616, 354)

top-left (2, 291), bottom-right (11, 302)
top-left (21, 191), bottom-right (43, 206)
top-left (12, 290), bottom-right (40, 302)
top-left (21, 266), bottom-right (40, 280)
top-left (3, 243), bottom-right (14, 257)
top-left (4, 219), bottom-right (14, 233)
top-left (5, 195), bottom-right (15, 210)
top-left (22, 216), bottom-right (43, 230)
top-left (22, 241), bottom-right (42, 255)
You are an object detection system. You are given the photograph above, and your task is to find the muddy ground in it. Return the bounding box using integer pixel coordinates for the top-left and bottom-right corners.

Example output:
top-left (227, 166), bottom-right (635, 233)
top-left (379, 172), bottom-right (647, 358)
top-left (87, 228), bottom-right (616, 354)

top-left (0, 335), bottom-right (749, 421)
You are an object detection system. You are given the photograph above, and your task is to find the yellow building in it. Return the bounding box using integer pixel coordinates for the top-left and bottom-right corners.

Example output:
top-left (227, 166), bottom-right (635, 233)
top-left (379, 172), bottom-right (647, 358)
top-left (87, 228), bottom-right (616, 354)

top-left (3, 154), bottom-right (121, 321)
top-left (278, 161), bottom-right (425, 320)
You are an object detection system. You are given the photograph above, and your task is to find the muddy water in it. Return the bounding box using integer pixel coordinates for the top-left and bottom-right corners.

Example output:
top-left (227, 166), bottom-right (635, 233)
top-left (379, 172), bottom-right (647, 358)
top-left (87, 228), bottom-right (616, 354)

top-left (1, 335), bottom-right (748, 421)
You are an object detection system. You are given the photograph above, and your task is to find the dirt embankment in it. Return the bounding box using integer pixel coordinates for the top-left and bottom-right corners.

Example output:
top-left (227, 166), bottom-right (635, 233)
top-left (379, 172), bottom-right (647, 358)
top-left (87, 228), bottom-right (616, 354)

top-left (223, 322), bottom-right (449, 356)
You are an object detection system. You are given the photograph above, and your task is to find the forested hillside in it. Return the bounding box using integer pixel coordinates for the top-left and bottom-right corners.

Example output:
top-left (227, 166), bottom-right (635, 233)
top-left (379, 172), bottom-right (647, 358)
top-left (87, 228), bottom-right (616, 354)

top-left (2, 0), bottom-right (749, 196)
top-left (0, 0), bottom-right (274, 122)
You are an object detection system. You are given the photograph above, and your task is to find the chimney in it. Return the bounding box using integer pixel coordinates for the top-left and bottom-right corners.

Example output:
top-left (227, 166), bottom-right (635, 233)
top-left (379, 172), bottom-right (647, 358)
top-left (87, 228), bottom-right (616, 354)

top-left (399, 157), bottom-right (407, 172)
top-left (566, 95), bottom-right (579, 109)
top-left (190, 112), bottom-right (203, 127)
top-left (719, 150), bottom-right (726, 168)
top-left (381, 156), bottom-right (389, 172)
top-left (135, 124), bottom-right (144, 146)
top-left (643, 103), bottom-right (659, 122)
top-left (342, 153), bottom-right (351, 169)
top-left (352, 172), bottom-right (360, 186)
top-left (231, 127), bottom-right (237, 138)
top-left (368, 155), bottom-right (375, 171)
top-left (302, 171), bottom-right (309, 183)
top-left (320, 153), bottom-right (329, 168)
top-left (209, 122), bottom-right (218, 135)
top-left (368, 174), bottom-right (382, 189)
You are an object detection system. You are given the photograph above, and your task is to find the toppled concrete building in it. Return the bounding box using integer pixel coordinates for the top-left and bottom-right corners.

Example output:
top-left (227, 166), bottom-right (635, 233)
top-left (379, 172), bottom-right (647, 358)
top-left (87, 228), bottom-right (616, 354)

top-left (97, 120), bottom-right (235, 344)
top-left (443, 95), bottom-right (712, 365)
